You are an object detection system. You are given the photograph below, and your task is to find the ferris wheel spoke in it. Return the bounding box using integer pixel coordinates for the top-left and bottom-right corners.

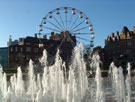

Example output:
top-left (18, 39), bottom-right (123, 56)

top-left (47, 20), bottom-right (63, 31)
top-left (72, 26), bottom-right (89, 33)
top-left (70, 20), bottom-right (85, 32)
top-left (76, 36), bottom-right (91, 42)
top-left (59, 14), bottom-right (65, 30)
top-left (70, 17), bottom-right (79, 30)
top-left (67, 14), bottom-right (73, 30)
top-left (72, 33), bottom-right (90, 35)
top-left (43, 26), bottom-right (61, 32)
top-left (67, 36), bottom-right (76, 46)
top-left (65, 14), bottom-right (68, 30)
top-left (41, 33), bottom-right (51, 35)
top-left (57, 37), bottom-right (65, 49)
top-left (53, 16), bottom-right (64, 30)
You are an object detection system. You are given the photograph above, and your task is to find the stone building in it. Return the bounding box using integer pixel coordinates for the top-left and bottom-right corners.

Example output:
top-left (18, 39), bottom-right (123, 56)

top-left (104, 26), bottom-right (135, 69)
top-left (8, 31), bottom-right (76, 70)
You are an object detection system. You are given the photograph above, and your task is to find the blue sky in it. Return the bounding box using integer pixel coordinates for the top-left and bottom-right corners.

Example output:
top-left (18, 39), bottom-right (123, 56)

top-left (0, 0), bottom-right (135, 47)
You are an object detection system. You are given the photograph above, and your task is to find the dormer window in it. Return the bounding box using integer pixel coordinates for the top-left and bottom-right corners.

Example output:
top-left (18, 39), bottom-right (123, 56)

top-left (112, 37), bottom-right (115, 42)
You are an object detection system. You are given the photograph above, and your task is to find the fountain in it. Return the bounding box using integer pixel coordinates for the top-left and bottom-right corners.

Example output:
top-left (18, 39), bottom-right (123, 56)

top-left (0, 43), bottom-right (135, 102)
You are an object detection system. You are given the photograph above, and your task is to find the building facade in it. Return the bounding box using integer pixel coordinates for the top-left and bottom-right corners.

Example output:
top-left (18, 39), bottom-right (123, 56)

top-left (104, 26), bottom-right (135, 69)
top-left (8, 31), bottom-right (76, 70)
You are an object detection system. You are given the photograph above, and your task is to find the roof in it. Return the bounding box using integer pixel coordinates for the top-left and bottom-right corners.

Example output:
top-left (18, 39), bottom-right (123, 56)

top-left (0, 47), bottom-right (8, 49)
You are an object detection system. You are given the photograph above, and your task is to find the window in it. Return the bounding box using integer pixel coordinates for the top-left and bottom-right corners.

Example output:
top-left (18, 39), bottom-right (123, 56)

top-left (127, 40), bottom-right (131, 47)
top-left (118, 45), bottom-right (120, 49)
top-left (26, 42), bottom-right (31, 45)
top-left (34, 48), bottom-right (38, 52)
top-left (26, 55), bottom-right (30, 61)
top-left (16, 57), bottom-right (18, 60)
top-left (112, 46), bottom-right (115, 49)
top-left (15, 47), bottom-right (18, 51)
top-left (117, 50), bottom-right (120, 55)
top-left (21, 47), bottom-right (23, 52)
top-left (50, 44), bottom-right (54, 47)
top-left (26, 47), bottom-right (31, 52)
top-left (34, 56), bottom-right (38, 61)
top-left (126, 49), bottom-right (131, 55)
top-left (10, 47), bottom-right (13, 52)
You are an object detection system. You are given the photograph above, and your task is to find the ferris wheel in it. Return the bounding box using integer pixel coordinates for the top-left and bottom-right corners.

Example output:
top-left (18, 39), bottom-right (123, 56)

top-left (38, 7), bottom-right (95, 53)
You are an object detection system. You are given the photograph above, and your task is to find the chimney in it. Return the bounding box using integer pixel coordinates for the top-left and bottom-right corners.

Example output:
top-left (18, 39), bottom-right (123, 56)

top-left (107, 36), bottom-right (110, 41)
top-left (35, 33), bottom-right (37, 38)
top-left (111, 32), bottom-right (114, 39)
top-left (50, 32), bottom-right (54, 40)
top-left (116, 31), bottom-right (120, 40)
top-left (43, 35), bottom-right (47, 39)
top-left (127, 32), bottom-right (130, 38)
top-left (51, 32), bottom-right (54, 36)
top-left (61, 31), bottom-right (64, 36)
top-left (116, 31), bottom-right (119, 36)
top-left (133, 26), bottom-right (135, 34)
